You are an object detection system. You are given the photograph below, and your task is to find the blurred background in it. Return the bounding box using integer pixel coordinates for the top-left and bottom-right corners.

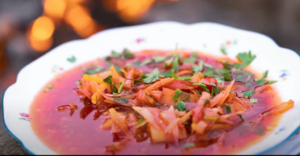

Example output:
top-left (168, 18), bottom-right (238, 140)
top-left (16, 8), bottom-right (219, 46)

top-left (0, 0), bottom-right (300, 154)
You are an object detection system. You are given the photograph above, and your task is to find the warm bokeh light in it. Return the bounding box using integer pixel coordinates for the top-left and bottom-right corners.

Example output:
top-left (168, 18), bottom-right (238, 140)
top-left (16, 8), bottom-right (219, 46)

top-left (29, 16), bottom-right (54, 52)
top-left (64, 5), bottom-right (98, 38)
top-left (67, 0), bottom-right (86, 4)
top-left (29, 34), bottom-right (53, 52)
top-left (44, 0), bottom-right (67, 19)
top-left (102, 0), bottom-right (155, 23)
top-left (31, 16), bottom-right (55, 41)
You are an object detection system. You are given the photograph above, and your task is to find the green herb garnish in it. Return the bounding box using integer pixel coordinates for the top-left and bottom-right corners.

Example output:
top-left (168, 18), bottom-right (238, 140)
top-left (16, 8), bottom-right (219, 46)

top-left (123, 49), bottom-right (134, 58)
top-left (112, 83), bottom-right (118, 94)
top-left (118, 82), bottom-right (125, 94)
top-left (193, 82), bottom-right (210, 92)
top-left (175, 100), bottom-right (186, 111)
top-left (111, 51), bottom-right (122, 58)
top-left (160, 71), bottom-right (172, 78)
top-left (104, 75), bottom-right (113, 91)
top-left (221, 47), bottom-right (227, 55)
top-left (250, 98), bottom-right (258, 103)
top-left (245, 83), bottom-right (252, 87)
top-left (202, 68), bottom-right (214, 76)
top-left (173, 89), bottom-right (183, 101)
top-left (152, 56), bottom-right (167, 63)
top-left (236, 74), bottom-right (244, 79)
top-left (134, 61), bottom-right (142, 66)
top-left (243, 89), bottom-right (254, 98)
top-left (171, 71), bottom-right (179, 79)
top-left (268, 80), bottom-right (277, 84)
top-left (136, 118), bottom-right (145, 125)
top-left (67, 56), bottom-right (76, 63)
top-left (183, 56), bottom-right (196, 63)
top-left (233, 51), bottom-right (256, 69)
top-left (139, 59), bottom-right (152, 66)
top-left (143, 68), bottom-right (160, 83)
top-left (181, 143), bottom-right (195, 150)
top-left (192, 61), bottom-right (204, 74)
top-left (225, 105), bottom-right (231, 113)
top-left (238, 114), bottom-right (245, 122)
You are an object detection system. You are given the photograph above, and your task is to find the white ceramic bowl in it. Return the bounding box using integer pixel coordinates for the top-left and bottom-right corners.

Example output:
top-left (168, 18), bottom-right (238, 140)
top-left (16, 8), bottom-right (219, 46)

top-left (3, 21), bottom-right (300, 155)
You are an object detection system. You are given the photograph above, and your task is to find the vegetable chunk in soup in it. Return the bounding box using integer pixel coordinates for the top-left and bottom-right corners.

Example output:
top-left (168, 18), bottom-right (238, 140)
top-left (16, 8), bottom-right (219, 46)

top-left (30, 49), bottom-right (294, 155)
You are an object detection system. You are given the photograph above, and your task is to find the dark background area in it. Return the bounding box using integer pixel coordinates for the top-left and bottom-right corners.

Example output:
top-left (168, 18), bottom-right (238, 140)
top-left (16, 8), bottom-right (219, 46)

top-left (0, 0), bottom-right (300, 154)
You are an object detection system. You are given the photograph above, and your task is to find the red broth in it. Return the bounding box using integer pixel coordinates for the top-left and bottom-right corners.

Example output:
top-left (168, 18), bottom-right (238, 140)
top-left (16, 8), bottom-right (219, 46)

top-left (30, 50), bottom-right (282, 155)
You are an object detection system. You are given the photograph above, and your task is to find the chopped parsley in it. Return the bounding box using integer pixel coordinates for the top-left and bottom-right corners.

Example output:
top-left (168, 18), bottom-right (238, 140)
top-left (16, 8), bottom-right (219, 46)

top-left (243, 89), bottom-right (254, 98)
top-left (236, 74), bottom-right (244, 79)
top-left (192, 61), bottom-right (204, 74)
top-left (250, 98), bottom-right (258, 103)
top-left (221, 47), bottom-right (227, 55)
top-left (225, 105), bottom-right (231, 113)
top-left (111, 51), bottom-right (122, 58)
top-left (136, 118), bottom-right (145, 125)
top-left (238, 114), bottom-right (245, 122)
top-left (183, 56), bottom-right (196, 63)
top-left (143, 68), bottom-right (160, 83)
top-left (234, 51), bottom-right (256, 69)
top-left (175, 100), bottom-right (186, 111)
top-left (268, 80), bottom-right (277, 84)
top-left (179, 76), bottom-right (191, 80)
top-left (118, 82), bottom-right (125, 94)
top-left (171, 71), bottom-right (179, 79)
top-left (261, 70), bottom-right (268, 79)
top-left (67, 56), bottom-right (76, 63)
top-left (255, 70), bottom-right (277, 86)
top-left (112, 83), bottom-right (118, 93)
top-left (44, 84), bottom-right (53, 92)
top-left (104, 75), bottom-right (115, 93)
top-left (139, 59), bottom-right (152, 66)
top-left (85, 65), bottom-right (103, 75)
top-left (152, 56), bottom-right (167, 63)
top-left (202, 68), bottom-right (214, 76)
top-left (193, 82), bottom-right (210, 92)
top-left (172, 54), bottom-right (180, 73)
top-left (160, 71), bottom-right (172, 78)
top-left (123, 49), bottom-right (134, 58)
top-left (245, 83), bottom-right (252, 87)
top-left (215, 68), bottom-right (232, 81)
top-left (134, 61), bottom-right (142, 65)
top-left (181, 143), bottom-right (195, 150)
top-left (203, 62), bottom-right (213, 68)
top-left (173, 89), bottom-right (183, 101)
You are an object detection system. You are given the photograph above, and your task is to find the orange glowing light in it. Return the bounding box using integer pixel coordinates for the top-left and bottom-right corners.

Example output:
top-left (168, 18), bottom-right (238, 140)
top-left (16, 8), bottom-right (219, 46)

top-left (65, 5), bottom-right (98, 37)
top-left (31, 16), bottom-right (55, 41)
top-left (67, 0), bottom-right (86, 4)
top-left (44, 0), bottom-right (67, 19)
top-left (29, 34), bottom-right (53, 52)
top-left (116, 0), bottom-right (155, 22)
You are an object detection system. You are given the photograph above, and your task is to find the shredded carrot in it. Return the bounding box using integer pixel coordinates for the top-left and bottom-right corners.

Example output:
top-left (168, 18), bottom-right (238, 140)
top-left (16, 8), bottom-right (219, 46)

top-left (83, 74), bottom-right (103, 84)
top-left (145, 78), bottom-right (175, 92)
top-left (180, 111), bottom-right (192, 123)
top-left (263, 100), bottom-right (294, 116)
top-left (191, 72), bottom-right (204, 83)
top-left (176, 70), bottom-right (193, 77)
top-left (219, 80), bottom-right (235, 106)
top-left (110, 65), bottom-right (125, 87)
top-left (69, 103), bottom-right (78, 109)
